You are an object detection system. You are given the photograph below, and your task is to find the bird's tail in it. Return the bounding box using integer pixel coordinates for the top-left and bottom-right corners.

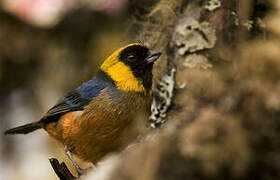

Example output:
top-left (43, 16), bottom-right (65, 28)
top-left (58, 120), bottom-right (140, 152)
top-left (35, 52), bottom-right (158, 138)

top-left (4, 122), bottom-right (43, 135)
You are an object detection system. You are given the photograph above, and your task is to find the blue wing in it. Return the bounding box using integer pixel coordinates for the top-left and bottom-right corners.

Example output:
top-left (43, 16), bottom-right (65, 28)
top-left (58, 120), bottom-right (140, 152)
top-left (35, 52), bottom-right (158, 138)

top-left (41, 72), bottom-right (114, 123)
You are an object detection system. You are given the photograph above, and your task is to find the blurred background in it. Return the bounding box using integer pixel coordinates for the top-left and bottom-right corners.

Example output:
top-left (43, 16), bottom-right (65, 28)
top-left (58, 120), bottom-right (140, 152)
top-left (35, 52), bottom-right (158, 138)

top-left (3, 1), bottom-right (280, 180)
top-left (0, 0), bottom-right (158, 179)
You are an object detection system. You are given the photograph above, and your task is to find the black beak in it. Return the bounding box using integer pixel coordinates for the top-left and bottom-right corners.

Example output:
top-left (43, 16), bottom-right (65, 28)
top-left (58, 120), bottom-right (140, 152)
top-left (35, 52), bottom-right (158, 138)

top-left (145, 50), bottom-right (161, 64)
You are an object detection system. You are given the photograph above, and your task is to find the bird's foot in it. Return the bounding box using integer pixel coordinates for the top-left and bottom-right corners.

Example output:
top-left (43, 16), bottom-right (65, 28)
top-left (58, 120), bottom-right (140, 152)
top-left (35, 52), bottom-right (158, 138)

top-left (76, 166), bottom-right (94, 177)
top-left (64, 147), bottom-right (94, 177)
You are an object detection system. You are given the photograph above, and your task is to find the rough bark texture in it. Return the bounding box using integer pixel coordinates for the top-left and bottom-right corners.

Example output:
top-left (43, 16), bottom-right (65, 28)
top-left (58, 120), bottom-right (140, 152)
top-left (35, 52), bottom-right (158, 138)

top-left (83, 0), bottom-right (280, 179)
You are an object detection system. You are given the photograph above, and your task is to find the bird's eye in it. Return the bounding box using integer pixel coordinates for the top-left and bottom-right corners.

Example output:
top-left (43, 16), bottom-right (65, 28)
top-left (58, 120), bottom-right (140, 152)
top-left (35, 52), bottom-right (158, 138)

top-left (127, 54), bottom-right (136, 62)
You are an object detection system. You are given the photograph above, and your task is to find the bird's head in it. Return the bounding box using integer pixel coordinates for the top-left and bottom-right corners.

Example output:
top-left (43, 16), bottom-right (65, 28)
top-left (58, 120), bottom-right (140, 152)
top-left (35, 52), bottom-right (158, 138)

top-left (100, 43), bottom-right (161, 94)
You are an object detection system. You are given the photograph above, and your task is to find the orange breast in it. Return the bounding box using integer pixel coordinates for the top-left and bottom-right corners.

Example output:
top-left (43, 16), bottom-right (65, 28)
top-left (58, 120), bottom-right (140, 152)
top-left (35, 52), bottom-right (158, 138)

top-left (44, 111), bottom-right (83, 142)
top-left (44, 89), bottom-right (150, 163)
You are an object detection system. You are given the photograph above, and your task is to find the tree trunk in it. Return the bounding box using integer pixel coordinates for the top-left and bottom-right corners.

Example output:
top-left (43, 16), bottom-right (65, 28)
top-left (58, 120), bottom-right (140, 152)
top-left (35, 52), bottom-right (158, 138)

top-left (83, 0), bottom-right (280, 179)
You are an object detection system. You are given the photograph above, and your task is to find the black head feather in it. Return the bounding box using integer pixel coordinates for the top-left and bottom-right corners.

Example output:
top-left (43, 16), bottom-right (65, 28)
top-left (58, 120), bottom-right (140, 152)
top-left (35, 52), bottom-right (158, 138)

top-left (119, 44), bottom-right (161, 91)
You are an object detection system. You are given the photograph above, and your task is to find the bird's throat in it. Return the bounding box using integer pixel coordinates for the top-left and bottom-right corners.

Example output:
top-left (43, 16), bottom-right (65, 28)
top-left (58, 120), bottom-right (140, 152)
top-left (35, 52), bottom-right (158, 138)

top-left (101, 61), bottom-right (146, 94)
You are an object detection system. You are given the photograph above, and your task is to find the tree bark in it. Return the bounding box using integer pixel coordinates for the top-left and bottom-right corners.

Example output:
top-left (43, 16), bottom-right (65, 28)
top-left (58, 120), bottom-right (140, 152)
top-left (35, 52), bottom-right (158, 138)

top-left (83, 0), bottom-right (280, 179)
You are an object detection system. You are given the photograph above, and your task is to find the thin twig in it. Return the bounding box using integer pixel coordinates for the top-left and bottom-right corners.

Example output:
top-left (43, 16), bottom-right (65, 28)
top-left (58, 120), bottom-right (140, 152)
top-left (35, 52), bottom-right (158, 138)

top-left (49, 158), bottom-right (77, 180)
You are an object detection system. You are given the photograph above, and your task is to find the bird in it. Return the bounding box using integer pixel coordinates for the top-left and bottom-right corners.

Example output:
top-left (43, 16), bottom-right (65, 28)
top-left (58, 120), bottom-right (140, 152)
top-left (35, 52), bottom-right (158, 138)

top-left (4, 43), bottom-right (161, 176)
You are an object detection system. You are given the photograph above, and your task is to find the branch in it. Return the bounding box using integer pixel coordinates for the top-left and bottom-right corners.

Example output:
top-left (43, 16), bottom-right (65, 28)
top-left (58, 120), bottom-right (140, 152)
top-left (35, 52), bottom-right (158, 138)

top-left (49, 158), bottom-right (77, 180)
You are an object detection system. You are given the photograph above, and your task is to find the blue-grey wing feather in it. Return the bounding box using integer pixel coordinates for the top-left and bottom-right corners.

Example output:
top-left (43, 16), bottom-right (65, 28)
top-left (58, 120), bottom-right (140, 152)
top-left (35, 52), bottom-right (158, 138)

top-left (42, 74), bottom-right (113, 123)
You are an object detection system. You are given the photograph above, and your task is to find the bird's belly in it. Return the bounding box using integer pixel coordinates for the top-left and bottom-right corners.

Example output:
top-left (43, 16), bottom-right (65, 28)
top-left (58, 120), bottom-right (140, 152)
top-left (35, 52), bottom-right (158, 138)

top-left (46, 110), bottom-right (145, 163)
top-left (45, 91), bottom-right (150, 163)
top-left (67, 116), bottom-right (134, 163)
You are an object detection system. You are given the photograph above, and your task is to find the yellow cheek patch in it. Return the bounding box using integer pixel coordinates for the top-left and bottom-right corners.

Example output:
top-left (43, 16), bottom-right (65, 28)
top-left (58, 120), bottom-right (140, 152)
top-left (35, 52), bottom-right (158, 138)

top-left (100, 43), bottom-right (147, 93)
top-left (104, 61), bottom-right (146, 93)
